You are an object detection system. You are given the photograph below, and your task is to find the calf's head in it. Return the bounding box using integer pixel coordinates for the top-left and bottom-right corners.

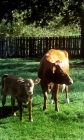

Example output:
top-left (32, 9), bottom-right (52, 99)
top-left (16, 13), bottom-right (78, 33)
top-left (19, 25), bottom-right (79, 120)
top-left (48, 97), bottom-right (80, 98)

top-left (25, 78), bottom-right (41, 94)
top-left (18, 78), bottom-right (41, 95)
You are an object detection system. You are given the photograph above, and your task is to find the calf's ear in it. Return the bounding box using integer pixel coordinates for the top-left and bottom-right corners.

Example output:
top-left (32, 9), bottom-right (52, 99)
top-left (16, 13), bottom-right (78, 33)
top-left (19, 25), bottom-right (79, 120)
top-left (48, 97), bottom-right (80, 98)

top-left (34, 78), bottom-right (41, 84)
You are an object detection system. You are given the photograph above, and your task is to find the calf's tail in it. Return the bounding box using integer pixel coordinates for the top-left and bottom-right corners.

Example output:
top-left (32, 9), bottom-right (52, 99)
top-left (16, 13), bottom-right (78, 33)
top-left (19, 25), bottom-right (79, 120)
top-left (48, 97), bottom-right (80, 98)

top-left (1, 74), bottom-right (9, 95)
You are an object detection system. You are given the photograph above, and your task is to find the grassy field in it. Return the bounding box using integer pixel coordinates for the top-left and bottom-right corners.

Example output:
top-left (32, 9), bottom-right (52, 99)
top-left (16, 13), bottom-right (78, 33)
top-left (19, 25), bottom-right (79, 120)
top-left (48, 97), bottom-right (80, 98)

top-left (0, 58), bottom-right (84, 140)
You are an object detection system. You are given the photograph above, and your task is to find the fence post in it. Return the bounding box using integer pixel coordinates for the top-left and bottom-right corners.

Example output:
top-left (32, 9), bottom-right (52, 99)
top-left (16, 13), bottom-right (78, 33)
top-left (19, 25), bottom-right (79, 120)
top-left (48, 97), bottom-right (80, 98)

top-left (29, 37), bottom-right (32, 57)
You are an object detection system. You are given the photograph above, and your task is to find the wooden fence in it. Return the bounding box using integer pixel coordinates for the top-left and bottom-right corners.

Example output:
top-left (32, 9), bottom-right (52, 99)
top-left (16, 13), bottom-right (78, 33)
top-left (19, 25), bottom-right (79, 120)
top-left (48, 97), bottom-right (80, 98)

top-left (0, 36), bottom-right (81, 58)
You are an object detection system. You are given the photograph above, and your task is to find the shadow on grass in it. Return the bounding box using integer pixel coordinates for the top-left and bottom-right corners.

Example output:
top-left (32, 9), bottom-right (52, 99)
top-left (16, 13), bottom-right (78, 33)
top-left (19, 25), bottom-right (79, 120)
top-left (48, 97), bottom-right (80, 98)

top-left (0, 103), bottom-right (41, 120)
top-left (0, 63), bottom-right (39, 73)
top-left (70, 61), bottom-right (84, 68)
top-left (0, 106), bottom-right (18, 119)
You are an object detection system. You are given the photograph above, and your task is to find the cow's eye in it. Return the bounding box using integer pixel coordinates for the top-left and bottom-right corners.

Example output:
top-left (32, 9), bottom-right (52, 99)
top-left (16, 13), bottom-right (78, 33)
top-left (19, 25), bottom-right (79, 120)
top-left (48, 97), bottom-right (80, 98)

top-left (25, 86), bottom-right (28, 88)
top-left (60, 70), bottom-right (64, 74)
top-left (62, 73), bottom-right (64, 76)
top-left (60, 70), bottom-right (62, 73)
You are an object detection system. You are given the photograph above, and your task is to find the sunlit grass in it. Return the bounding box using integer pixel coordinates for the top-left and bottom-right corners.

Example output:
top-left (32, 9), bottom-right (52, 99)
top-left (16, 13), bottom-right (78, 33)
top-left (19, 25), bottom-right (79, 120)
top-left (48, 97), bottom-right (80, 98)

top-left (0, 58), bottom-right (84, 140)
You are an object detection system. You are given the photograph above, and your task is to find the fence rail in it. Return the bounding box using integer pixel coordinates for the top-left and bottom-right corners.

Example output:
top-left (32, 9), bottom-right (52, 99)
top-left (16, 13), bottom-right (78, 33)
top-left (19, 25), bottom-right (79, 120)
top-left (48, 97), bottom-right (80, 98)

top-left (0, 36), bottom-right (81, 58)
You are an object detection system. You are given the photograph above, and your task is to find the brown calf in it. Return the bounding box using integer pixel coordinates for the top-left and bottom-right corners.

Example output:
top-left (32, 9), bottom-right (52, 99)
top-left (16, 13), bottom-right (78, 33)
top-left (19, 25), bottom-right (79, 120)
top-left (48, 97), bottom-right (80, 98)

top-left (1, 74), bottom-right (40, 121)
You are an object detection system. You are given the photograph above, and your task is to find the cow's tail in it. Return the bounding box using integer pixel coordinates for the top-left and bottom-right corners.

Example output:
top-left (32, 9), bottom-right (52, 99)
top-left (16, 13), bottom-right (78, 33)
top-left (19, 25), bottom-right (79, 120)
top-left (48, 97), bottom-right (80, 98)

top-left (1, 74), bottom-right (9, 95)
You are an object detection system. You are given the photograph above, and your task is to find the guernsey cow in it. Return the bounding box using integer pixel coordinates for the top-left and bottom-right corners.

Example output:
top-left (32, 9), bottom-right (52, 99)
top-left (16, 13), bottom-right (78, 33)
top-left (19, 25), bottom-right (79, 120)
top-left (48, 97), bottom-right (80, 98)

top-left (38, 49), bottom-right (73, 111)
top-left (1, 74), bottom-right (40, 121)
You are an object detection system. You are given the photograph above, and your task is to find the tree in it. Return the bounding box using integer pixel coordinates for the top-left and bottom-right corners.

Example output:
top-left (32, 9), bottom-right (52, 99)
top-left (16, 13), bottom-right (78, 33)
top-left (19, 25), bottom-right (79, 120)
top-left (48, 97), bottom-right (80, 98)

top-left (80, 1), bottom-right (84, 57)
top-left (0, 0), bottom-right (82, 25)
top-left (0, 0), bottom-right (84, 57)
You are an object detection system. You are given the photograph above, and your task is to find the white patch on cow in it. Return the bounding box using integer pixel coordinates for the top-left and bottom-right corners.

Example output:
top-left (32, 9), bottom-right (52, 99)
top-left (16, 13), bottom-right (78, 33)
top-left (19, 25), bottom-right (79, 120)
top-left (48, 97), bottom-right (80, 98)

top-left (29, 87), bottom-right (34, 94)
top-left (25, 79), bottom-right (34, 95)
top-left (28, 79), bottom-right (34, 85)
top-left (66, 98), bottom-right (69, 103)
top-left (29, 79), bottom-right (33, 82)
top-left (46, 53), bottom-right (49, 56)
top-left (49, 99), bottom-right (54, 104)
top-left (62, 84), bottom-right (66, 92)
top-left (29, 79), bottom-right (34, 93)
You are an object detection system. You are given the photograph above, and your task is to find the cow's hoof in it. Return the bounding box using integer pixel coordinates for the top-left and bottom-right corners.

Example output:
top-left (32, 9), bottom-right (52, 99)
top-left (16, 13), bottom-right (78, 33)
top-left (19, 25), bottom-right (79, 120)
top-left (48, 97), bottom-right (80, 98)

top-left (49, 99), bottom-right (54, 104)
top-left (20, 117), bottom-right (24, 121)
top-left (66, 98), bottom-right (69, 103)
top-left (30, 118), bottom-right (33, 122)
top-left (55, 108), bottom-right (59, 112)
top-left (43, 106), bottom-right (47, 110)
top-left (13, 112), bottom-right (16, 116)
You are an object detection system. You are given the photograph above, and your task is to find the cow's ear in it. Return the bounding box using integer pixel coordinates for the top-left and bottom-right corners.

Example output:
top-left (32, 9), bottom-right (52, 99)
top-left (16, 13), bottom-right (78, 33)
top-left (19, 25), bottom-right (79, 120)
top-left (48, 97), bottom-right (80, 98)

top-left (52, 66), bottom-right (56, 73)
top-left (34, 78), bottom-right (41, 84)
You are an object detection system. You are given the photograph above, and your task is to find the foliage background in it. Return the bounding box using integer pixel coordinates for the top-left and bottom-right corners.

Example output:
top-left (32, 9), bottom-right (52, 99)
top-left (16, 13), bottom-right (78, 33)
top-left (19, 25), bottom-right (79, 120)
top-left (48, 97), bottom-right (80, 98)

top-left (0, 11), bottom-right (81, 38)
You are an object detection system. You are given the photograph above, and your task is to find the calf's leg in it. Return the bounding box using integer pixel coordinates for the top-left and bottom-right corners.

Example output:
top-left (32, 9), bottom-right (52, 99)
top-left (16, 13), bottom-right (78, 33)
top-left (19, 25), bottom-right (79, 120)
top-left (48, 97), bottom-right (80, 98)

top-left (17, 100), bottom-right (23, 120)
top-left (28, 100), bottom-right (33, 122)
top-left (11, 97), bottom-right (16, 116)
top-left (1, 95), bottom-right (6, 115)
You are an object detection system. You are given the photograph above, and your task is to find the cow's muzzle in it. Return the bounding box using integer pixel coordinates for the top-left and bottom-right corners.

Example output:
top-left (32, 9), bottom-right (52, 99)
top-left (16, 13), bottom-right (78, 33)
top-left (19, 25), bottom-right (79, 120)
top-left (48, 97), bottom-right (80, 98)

top-left (28, 91), bottom-right (33, 95)
top-left (69, 78), bottom-right (73, 85)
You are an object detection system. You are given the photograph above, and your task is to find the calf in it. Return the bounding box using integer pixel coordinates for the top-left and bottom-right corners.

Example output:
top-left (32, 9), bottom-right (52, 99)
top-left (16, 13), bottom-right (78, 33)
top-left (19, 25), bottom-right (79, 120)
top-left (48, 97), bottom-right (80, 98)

top-left (1, 74), bottom-right (40, 121)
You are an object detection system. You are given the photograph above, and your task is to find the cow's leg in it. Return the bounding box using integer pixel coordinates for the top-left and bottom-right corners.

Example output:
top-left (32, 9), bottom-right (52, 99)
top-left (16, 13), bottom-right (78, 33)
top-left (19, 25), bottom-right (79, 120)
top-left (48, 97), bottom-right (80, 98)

top-left (40, 82), bottom-right (48, 110)
top-left (28, 100), bottom-right (33, 122)
top-left (1, 95), bottom-right (6, 115)
top-left (17, 100), bottom-right (23, 120)
top-left (54, 84), bottom-right (60, 111)
top-left (65, 86), bottom-right (69, 103)
top-left (11, 97), bottom-right (16, 116)
top-left (43, 91), bottom-right (48, 110)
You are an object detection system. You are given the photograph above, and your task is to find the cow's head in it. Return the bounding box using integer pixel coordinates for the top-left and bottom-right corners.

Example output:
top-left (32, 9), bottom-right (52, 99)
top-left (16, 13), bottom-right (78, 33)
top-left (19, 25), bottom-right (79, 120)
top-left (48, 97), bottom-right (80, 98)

top-left (51, 60), bottom-right (73, 85)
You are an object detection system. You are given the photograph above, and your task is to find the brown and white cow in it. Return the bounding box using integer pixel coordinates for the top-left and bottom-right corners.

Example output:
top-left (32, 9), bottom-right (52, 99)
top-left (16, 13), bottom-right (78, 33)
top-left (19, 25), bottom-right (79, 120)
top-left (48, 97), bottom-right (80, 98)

top-left (1, 74), bottom-right (40, 121)
top-left (38, 49), bottom-right (73, 111)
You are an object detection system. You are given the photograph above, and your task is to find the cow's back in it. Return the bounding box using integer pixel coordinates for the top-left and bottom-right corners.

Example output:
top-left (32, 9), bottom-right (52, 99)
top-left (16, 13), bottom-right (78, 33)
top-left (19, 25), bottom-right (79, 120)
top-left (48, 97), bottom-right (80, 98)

top-left (38, 49), bottom-right (69, 79)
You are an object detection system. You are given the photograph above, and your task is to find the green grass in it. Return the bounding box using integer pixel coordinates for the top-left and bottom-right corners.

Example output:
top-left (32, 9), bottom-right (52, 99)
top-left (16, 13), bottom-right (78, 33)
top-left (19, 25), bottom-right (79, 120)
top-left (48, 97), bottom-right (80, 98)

top-left (0, 58), bottom-right (84, 140)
